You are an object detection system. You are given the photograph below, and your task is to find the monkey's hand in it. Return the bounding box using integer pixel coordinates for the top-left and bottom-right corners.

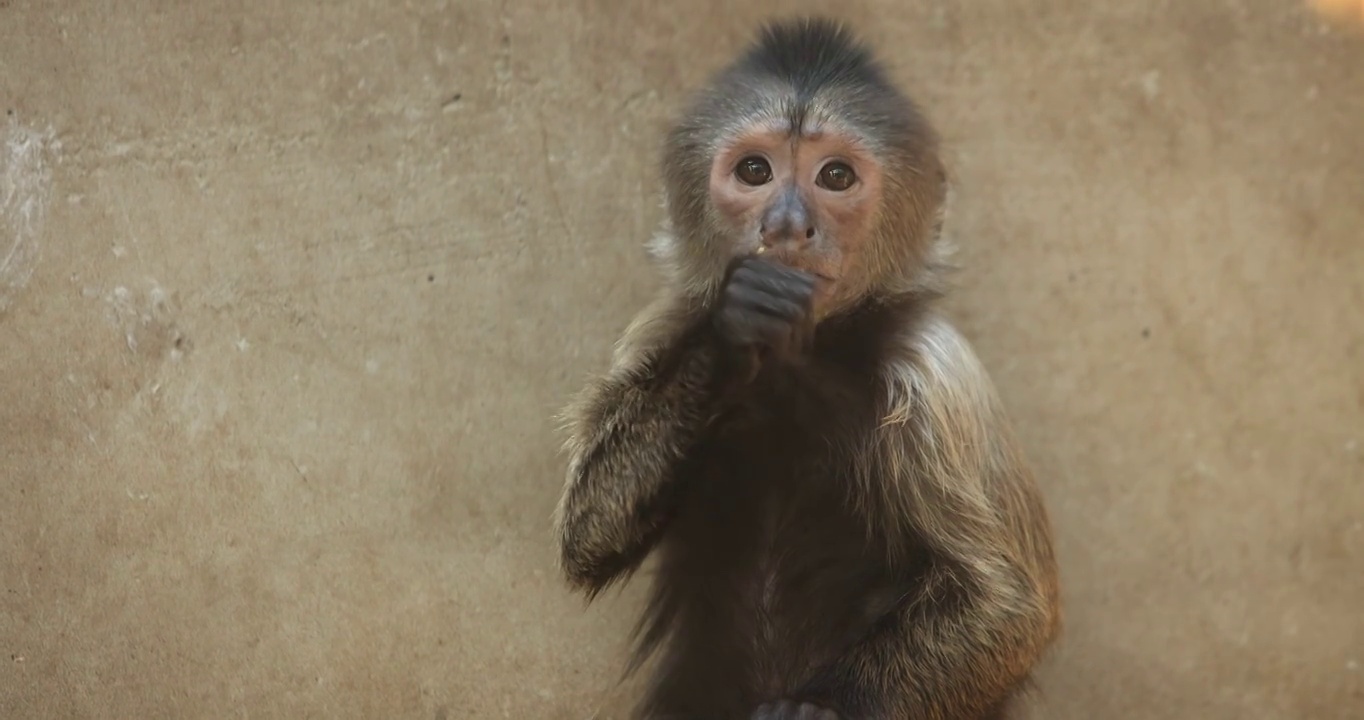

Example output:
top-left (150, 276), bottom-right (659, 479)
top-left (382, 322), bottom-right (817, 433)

top-left (751, 699), bottom-right (840, 720)
top-left (714, 255), bottom-right (817, 363)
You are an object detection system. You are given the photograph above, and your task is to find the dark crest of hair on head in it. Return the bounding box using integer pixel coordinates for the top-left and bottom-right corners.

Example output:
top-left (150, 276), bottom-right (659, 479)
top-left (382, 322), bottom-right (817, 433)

top-left (740, 19), bottom-right (883, 105)
top-left (730, 17), bottom-right (926, 145)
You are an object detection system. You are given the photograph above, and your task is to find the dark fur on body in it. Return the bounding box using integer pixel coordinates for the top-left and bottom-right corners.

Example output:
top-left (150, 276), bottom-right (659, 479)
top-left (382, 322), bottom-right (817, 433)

top-left (555, 18), bottom-right (1060, 720)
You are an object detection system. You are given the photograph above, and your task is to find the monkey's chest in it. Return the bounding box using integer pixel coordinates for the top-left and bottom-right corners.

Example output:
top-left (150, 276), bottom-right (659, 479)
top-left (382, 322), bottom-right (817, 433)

top-left (669, 408), bottom-right (905, 683)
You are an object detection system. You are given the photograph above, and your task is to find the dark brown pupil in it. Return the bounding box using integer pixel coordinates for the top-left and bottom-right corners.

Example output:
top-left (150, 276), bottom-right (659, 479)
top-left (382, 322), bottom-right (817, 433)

top-left (819, 162), bottom-right (855, 191)
top-left (736, 157), bottom-right (772, 185)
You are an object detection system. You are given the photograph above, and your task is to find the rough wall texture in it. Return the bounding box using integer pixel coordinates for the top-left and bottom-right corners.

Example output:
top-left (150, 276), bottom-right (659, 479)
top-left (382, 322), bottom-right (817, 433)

top-left (1, 1), bottom-right (1361, 718)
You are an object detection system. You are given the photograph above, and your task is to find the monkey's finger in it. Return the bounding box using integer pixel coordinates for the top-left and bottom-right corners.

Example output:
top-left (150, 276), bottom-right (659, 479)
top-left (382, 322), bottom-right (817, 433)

top-left (715, 309), bottom-right (784, 345)
top-left (728, 275), bottom-right (817, 317)
top-left (725, 301), bottom-right (796, 334)
top-left (724, 288), bottom-right (807, 322)
top-left (748, 270), bottom-right (818, 301)
top-left (727, 286), bottom-right (814, 320)
top-left (733, 261), bottom-right (818, 296)
top-left (741, 318), bottom-right (795, 349)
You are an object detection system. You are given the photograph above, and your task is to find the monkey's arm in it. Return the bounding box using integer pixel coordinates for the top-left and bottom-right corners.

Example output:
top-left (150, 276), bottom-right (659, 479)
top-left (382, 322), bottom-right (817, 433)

top-left (553, 295), bottom-right (731, 597)
top-left (801, 316), bottom-right (1061, 720)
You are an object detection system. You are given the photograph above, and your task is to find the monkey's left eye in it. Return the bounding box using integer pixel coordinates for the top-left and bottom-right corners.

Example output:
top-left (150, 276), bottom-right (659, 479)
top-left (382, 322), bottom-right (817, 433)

top-left (817, 162), bottom-right (857, 192)
top-left (735, 157), bottom-right (773, 186)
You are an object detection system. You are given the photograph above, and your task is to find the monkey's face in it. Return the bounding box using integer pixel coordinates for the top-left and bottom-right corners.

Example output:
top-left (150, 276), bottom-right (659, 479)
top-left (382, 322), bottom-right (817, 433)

top-left (707, 119), bottom-right (884, 309)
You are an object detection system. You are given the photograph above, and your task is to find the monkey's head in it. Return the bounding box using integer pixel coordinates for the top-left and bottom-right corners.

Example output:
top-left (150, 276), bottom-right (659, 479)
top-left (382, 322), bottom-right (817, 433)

top-left (655, 17), bottom-right (948, 316)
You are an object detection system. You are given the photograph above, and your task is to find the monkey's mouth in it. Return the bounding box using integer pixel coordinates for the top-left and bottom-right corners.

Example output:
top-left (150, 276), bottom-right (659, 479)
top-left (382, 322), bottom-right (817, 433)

top-left (755, 248), bottom-right (836, 283)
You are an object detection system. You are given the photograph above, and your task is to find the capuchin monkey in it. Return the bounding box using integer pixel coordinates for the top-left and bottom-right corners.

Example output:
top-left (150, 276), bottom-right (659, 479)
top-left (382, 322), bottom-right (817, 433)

top-left (554, 17), bottom-right (1061, 720)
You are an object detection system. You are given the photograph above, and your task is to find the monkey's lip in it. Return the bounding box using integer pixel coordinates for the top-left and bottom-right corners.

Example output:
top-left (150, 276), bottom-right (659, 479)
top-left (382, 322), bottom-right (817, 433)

top-left (757, 252), bottom-right (836, 282)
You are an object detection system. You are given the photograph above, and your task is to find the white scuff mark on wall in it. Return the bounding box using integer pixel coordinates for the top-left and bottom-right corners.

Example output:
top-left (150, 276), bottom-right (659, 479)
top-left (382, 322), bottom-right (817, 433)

top-left (0, 118), bottom-right (59, 311)
top-left (107, 285), bottom-right (141, 352)
top-left (100, 279), bottom-right (187, 362)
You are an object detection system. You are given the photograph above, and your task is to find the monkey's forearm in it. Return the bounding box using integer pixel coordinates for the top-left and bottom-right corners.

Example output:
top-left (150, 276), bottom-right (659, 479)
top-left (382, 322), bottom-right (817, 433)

top-left (555, 328), bottom-right (727, 595)
top-left (799, 562), bottom-right (1053, 720)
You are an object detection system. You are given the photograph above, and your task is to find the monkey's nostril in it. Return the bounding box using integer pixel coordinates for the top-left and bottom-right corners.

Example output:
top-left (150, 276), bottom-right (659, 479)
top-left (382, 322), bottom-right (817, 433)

top-left (805, 227), bottom-right (815, 239)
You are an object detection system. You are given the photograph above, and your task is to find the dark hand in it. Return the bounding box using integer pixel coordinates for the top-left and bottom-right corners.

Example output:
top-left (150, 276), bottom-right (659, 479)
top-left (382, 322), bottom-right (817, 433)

top-left (714, 255), bottom-right (817, 361)
top-left (751, 699), bottom-right (840, 720)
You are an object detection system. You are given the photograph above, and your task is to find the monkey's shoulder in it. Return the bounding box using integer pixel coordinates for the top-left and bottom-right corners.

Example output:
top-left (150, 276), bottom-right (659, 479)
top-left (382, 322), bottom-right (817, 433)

top-left (870, 311), bottom-right (1005, 410)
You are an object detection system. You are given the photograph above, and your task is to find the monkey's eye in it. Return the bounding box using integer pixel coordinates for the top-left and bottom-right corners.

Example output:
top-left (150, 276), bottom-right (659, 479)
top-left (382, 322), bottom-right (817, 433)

top-left (817, 162), bottom-right (857, 192)
top-left (735, 157), bottom-right (773, 186)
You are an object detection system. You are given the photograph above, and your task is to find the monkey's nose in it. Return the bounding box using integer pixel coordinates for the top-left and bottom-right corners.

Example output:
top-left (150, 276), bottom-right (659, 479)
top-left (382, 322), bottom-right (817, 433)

top-left (761, 221), bottom-right (816, 246)
top-left (760, 188), bottom-right (816, 247)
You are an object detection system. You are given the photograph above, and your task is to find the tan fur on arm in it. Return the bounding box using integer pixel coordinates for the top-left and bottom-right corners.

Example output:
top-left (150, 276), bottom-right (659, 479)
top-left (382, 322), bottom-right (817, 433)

top-left (553, 292), bottom-right (718, 597)
top-left (811, 314), bottom-right (1061, 718)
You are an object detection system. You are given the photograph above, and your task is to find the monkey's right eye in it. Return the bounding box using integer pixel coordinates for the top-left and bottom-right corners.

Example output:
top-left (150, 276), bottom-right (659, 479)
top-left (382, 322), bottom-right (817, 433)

top-left (735, 157), bottom-right (773, 186)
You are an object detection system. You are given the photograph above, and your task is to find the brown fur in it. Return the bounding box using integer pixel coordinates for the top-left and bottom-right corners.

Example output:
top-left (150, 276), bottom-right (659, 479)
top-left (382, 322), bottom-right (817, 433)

top-left (553, 17), bottom-right (1060, 720)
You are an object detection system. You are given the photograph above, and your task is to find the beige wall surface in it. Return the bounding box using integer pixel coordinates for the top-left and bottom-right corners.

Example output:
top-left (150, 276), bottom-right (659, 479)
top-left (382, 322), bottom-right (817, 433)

top-left (2, 1), bottom-right (1361, 718)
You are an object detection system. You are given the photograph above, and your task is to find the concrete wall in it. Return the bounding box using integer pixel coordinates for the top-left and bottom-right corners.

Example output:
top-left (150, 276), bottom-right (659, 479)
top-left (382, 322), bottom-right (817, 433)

top-left (2, 1), bottom-right (1361, 718)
